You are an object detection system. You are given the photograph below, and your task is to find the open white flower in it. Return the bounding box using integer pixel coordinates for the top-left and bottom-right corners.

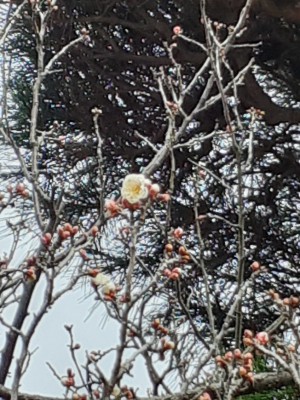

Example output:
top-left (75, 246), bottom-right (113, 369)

top-left (121, 174), bottom-right (149, 204)
top-left (91, 273), bottom-right (116, 294)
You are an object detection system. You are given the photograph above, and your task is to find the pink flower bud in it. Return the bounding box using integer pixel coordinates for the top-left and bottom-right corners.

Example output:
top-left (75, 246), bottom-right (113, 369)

top-left (255, 331), bottom-right (269, 346)
top-left (173, 227), bottom-right (184, 239)
top-left (173, 26), bottom-right (183, 35)
top-left (250, 261), bottom-right (260, 272)
top-left (163, 268), bottom-right (172, 277)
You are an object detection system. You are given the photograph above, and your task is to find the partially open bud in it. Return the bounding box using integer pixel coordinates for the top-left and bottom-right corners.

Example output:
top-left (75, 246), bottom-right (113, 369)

top-left (163, 340), bottom-right (175, 351)
top-left (255, 331), bottom-right (269, 346)
top-left (41, 232), bottom-right (52, 246)
top-left (173, 227), bottom-right (184, 239)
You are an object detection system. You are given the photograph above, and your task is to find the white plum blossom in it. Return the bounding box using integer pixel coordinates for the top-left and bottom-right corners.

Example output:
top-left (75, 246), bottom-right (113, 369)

top-left (91, 272), bottom-right (116, 295)
top-left (121, 174), bottom-right (149, 204)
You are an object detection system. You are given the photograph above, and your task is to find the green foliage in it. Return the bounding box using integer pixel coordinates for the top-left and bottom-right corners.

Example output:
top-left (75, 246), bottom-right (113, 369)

top-left (238, 386), bottom-right (298, 400)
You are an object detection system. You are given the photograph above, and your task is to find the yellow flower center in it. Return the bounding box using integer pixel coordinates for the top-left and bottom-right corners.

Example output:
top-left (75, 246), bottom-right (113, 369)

top-left (131, 182), bottom-right (142, 195)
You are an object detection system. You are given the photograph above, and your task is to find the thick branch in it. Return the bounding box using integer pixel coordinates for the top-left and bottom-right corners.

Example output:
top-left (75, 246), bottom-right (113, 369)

top-left (0, 371), bottom-right (295, 400)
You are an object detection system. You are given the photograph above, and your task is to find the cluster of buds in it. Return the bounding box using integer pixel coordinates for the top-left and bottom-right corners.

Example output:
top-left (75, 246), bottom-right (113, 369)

top-left (178, 246), bottom-right (191, 263)
top-left (267, 289), bottom-right (281, 303)
top-left (213, 21), bottom-right (227, 31)
top-left (243, 329), bottom-right (269, 347)
top-left (61, 368), bottom-right (75, 388)
top-left (268, 290), bottom-right (300, 309)
top-left (163, 266), bottom-right (182, 280)
top-left (58, 223), bottom-right (79, 241)
top-left (11, 182), bottom-right (30, 199)
top-left (276, 343), bottom-right (296, 358)
top-left (283, 295), bottom-right (300, 308)
top-left (151, 318), bottom-right (169, 336)
top-left (163, 229), bottom-right (192, 280)
top-left (216, 349), bottom-right (254, 384)
top-left (247, 107), bottom-right (265, 120)
top-left (105, 174), bottom-right (170, 217)
top-left (105, 199), bottom-right (122, 218)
